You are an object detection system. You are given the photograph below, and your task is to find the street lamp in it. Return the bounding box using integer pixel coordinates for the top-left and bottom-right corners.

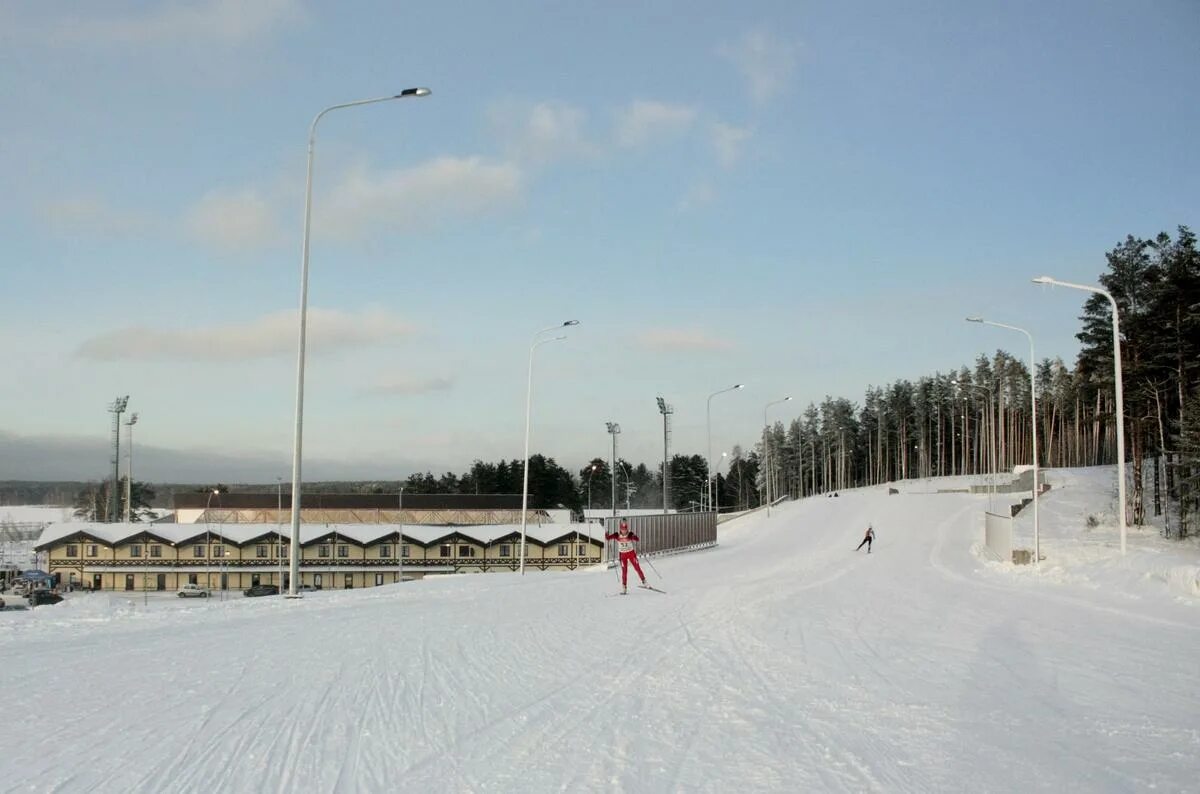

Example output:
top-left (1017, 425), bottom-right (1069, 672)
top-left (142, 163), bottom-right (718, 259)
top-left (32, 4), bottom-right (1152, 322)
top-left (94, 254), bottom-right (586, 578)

top-left (205, 488), bottom-right (219, 593)
top-left (124, 412), bottom-right (138, 523)
top-left (586, 464), bottom-right (598, 511)
top-left (656, 396), bottom-right (674, 515)
top-left (706, 384), bottom-right (745, 511)
top-left (967, 317), bottom-right (1040, 564)
top-left (1032, 276), bottom-right (1127, 554)
top-left (287, 87), bottom-right (432, 599)
top-left (519, 320), bottom-right (577, 576)
top-left (763, 397), bottom-right (792, 516)
top-left (606, 422), bottom-right (621, 518)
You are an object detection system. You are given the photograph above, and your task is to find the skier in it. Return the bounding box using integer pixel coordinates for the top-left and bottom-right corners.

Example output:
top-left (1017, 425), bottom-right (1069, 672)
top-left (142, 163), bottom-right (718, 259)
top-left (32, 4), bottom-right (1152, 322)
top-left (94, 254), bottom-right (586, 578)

top-left (606, 519), bottom-right (647, 593)
top-left (856, 525), bottom-right (875, 553)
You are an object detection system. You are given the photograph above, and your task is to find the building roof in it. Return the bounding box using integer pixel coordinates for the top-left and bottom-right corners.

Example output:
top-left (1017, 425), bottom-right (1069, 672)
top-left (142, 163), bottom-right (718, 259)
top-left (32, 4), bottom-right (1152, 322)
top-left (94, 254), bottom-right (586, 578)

top-left (35, 522), bottom-right (607, 551)
top-left (171, 492), bottom-right (526, 510)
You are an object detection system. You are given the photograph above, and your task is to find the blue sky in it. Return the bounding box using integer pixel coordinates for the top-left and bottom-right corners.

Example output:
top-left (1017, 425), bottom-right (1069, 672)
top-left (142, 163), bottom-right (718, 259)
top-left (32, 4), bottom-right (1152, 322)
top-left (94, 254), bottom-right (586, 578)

top-left (2, 0), bottom-right (1197, 483)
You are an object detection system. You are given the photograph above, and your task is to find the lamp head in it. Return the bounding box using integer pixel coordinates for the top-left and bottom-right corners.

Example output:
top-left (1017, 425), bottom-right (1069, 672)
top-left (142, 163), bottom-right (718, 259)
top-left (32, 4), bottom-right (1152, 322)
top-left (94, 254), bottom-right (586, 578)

top-left (562, 320), bottom-right (580, 327)
top-left (784, 396), bottom-right (793, 402)
top-left (965, 316), bottom-right (983, 323)
top-left (397, 87), bottom-right (432, 98)
top-left (1032, 276), bottom-right (1054, 284)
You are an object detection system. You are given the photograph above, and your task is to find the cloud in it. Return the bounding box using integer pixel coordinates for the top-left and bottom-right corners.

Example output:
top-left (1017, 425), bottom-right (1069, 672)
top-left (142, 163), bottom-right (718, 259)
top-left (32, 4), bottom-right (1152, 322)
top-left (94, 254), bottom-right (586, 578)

top-left (185, 188), bottom-right (283, 251)
top-left (75, 308), bottom-right (416, 361)
top-left (637, 328), bottom-right (735, 352)
top-left (38, 197), bottom-right (150, 235)
top-left (360, 375), bottom-right (456, 397)
top-left (49, 0), bottom-right (305, 46)
top-left (488, 100), bottom-right (594, 164)
top-left (718, 29), bottom-right (799, 104)
top-left (320, 157), bottom-right (524, 238)
top-left (710, 122), bottom-right (754, 168)
top-left (614, 100), bottom-right (698, 148)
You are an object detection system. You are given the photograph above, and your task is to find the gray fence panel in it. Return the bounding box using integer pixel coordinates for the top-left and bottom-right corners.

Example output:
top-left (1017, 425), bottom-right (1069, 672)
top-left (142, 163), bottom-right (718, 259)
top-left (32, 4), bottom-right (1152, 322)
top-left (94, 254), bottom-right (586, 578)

top-left (602, 513), bottom-right (717, 563)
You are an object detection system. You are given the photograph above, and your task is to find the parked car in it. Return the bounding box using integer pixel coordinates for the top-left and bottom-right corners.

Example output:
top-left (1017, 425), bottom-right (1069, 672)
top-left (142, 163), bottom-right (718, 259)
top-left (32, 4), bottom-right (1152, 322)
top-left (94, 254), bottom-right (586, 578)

top-left (28, 591), bottom-right (64, 606)
top-left (177, 584), bottom-right (210, 598)
top-left (243, 584), bottom-right (279, 598)
top-left (297, 584), bottom-right (322, 592)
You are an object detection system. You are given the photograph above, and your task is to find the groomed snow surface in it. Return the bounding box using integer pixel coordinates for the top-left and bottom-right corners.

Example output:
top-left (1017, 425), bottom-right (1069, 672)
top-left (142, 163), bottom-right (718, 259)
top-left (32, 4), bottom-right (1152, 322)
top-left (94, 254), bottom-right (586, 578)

top-left (2, 467), bottom-right (1197, 793)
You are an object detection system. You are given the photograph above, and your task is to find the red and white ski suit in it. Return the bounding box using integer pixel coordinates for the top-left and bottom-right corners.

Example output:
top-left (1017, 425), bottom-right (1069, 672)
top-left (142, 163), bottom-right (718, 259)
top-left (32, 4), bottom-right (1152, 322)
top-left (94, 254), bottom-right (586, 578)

top-left (605, 530), bottom-right (646, 587)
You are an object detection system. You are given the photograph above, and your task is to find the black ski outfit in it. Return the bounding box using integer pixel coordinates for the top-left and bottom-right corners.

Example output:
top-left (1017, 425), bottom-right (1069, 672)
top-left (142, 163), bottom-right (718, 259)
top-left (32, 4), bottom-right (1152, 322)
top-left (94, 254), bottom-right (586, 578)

top-left (856, 526), bottom-right (875, 553)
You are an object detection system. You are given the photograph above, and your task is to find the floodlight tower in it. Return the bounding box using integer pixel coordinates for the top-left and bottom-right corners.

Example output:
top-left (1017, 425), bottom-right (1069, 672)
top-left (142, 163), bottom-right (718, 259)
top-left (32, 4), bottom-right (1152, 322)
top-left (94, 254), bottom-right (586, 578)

top-left (108, 396), bottom-right (129, 523)
top-left (124, 413), bottom-right (139, 523)
top-left (605, 422), bottom-right (621, 518)
top-left (657, 396), bottom-right (674, 514)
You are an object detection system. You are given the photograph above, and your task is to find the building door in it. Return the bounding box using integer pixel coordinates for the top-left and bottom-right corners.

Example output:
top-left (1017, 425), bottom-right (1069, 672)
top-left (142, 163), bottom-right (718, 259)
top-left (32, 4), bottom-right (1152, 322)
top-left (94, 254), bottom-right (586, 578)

top-left (314, 573), bottom-right (322, 588)
top-left (375, 573), bottom-right (383, 586)
top-left (156, 574), bottom-right (166, 591)
top-left (124, 574), bottom-right (134, 591)
top-left (92, 574), bottom-right (102, 590)
top-left (251, 574), bottom-right (261, 586)
top-left (220, 573), bottom-right (228, 590)
top-left (344, 574), bottom-right (353, 590)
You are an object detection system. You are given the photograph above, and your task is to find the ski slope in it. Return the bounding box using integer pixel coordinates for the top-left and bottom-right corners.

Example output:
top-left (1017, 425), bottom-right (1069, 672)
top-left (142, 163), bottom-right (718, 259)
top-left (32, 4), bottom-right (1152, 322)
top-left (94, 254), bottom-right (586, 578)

top-left (2, 468), bottom-right (1197, 792)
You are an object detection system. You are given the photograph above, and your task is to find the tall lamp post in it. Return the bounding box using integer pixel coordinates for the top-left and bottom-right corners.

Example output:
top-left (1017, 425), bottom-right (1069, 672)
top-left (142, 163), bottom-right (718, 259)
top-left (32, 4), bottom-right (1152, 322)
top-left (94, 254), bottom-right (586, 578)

top-left (287, 87), bottom-right (431, 598)
top-left (1032, 276), bottom-right (1127, 554)
top-left (606, 423), bottom-right (621, 519)
top-left (205, 488), bottom-right (219, 593)
top-left (124, 412), bottom-right (138, 523)
top-left (519, 321), bottom-right (577, 576)
top-left (706, 384), bottom-right (745, 511)
top-left (967, 317), bottom-right (1040, 564)
top-left (586, 464), bottom-right (598, 511)
top-left (713, 452), bottom-right (729, 514)
top-left (656, 397), bottom-right (674, 515)
top-left (763, 397), bottom-right (792, 516)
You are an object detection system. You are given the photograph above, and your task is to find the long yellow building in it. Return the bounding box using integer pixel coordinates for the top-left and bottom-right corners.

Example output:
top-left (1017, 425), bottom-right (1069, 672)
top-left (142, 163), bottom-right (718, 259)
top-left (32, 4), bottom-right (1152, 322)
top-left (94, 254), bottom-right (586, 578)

top-left (35, 522), bottom-right (607, 592)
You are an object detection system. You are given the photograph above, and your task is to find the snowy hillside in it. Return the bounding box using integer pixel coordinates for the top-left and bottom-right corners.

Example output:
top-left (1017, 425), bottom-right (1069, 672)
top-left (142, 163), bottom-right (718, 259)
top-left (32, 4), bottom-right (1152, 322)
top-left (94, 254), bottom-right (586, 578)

top-left (1, 467), bottom-right (1197, 792)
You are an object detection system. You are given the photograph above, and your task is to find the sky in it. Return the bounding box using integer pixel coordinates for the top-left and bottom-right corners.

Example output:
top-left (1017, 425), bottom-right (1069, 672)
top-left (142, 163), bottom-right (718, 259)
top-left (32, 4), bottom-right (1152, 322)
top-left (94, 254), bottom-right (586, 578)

top-left (2, 1), bottom-right (1198, 483)
top-left (3, 467), bottom-right (1198, 790)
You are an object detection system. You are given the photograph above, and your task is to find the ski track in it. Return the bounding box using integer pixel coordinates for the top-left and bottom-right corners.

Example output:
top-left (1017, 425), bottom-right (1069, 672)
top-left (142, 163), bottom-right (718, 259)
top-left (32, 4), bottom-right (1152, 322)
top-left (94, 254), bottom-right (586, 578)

top-left (3, 475), bottom-right (1198, 792)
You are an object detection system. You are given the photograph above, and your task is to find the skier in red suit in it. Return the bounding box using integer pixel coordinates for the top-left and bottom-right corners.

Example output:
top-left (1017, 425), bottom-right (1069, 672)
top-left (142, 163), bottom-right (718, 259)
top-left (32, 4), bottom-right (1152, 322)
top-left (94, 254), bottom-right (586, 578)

top-left (606, 519), bottom-right (647, 593)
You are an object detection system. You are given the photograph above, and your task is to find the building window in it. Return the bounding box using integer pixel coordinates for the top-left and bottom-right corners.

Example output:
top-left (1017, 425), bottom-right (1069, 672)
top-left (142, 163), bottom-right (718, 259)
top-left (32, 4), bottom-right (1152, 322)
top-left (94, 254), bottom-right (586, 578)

top-left (194, 545), bottom-right (205, 558)
top-left (558, 544), bottom-right (568, 556)
top-left (256, 545), bottom-right (268, 558)
top-left (577, 544), bottom-right (587, 556)
top-left (379, 545), bottom-right (391, 558)
top-left (130, 544), bottom-right (142, 558)
top-left (439, 545), bottom-right (451, 558)
top-left (150, 545), bottom-right (162, 558)
top-left (319, 545), bottom-right (330, 558)
top-left (87, 544), bottom-right (98, 558)
top-left (458, 545), bottom-right (475, 558)
top-left (66, 544), bottom-right (79, 558)
top-left (212, 545), bottom-right (223, 558)
top-left (500, 544), bottom-right (512, 558)
top-left (401, 545), bottom-right (411, 559)
top-left (337, 545), bottom-right (349, 558)
top-left (374, 573), bottom-right (384, 586)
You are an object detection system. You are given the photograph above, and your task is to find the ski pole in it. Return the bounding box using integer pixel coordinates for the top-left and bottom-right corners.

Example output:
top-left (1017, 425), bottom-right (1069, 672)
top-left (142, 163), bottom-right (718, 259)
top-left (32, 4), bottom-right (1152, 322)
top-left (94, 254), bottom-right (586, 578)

top-left (643, 554), bottom-right (663, 581)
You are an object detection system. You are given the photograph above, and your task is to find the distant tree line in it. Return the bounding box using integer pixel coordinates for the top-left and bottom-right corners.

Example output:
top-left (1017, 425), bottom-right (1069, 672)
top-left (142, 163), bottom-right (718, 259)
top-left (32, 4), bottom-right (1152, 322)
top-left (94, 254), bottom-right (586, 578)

top-left (24, 225), bottom-right (1197, 537)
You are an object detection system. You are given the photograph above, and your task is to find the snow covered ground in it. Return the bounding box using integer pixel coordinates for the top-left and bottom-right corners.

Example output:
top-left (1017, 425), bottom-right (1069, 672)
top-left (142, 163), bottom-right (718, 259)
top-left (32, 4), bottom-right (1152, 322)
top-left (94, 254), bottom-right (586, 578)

top-left (1, 466), bottom-right (1197, 792)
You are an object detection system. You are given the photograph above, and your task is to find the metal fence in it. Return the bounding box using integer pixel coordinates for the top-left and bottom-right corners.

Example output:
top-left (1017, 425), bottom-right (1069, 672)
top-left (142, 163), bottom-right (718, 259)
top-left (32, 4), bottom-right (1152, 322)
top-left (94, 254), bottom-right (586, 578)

top-left (602, 512), bottom-right (717, 563)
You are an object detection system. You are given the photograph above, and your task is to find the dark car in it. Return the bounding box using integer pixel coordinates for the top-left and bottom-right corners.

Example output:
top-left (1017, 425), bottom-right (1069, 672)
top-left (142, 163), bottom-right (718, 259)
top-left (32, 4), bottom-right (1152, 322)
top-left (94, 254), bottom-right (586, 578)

top-left (28, 591), bottom-right (64, 606)
top-left (242, 584), bottom-right (279, 598)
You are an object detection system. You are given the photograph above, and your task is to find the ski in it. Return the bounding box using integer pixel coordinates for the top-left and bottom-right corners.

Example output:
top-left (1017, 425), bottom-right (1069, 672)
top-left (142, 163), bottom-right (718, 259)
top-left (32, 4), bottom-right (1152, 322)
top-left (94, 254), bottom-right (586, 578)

top-left (637, 584), bottom-right (667, 594)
